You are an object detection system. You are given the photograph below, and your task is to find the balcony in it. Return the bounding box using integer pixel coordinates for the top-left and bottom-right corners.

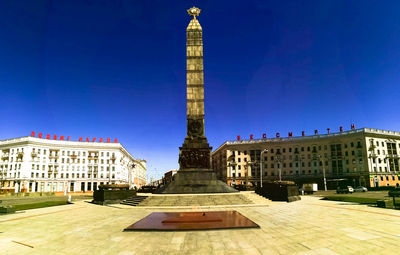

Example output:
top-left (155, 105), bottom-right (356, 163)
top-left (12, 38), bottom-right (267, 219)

top-left (88, 156), bottom-right (99, 160)
top-left (49, 155), bottom-right (59, 159)
top-left (70, 154), bottom-right (77, 159)
top-left (31, 152), bottom-right (38, 157)
top-left (17, 152), bottom-right (24, 158)
top-left (1, 154), bottom-right (10, 159)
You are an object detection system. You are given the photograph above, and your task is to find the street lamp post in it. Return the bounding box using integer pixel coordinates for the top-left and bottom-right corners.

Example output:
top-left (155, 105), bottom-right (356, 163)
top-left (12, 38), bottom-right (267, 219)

top-left (275, 150), bottom-right (282, 182)
top-left (259, 149), bottom-right (268, 187)
top-left (318, 154), bottom-right (327, 191)
top-left (227, 153), bottom-right (236, 186)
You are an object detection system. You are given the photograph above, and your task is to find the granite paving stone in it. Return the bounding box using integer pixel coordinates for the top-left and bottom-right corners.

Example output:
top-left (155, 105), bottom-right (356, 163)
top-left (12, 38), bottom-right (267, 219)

top-left (1, 194), bottom-right (400, 254)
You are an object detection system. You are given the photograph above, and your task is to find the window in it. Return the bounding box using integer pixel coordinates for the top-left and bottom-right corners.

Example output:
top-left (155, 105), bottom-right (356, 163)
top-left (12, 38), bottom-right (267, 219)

top-left (331, 144), bottom-right (342, 158)
top-left (289, 148), bottom-right (292, 153)
top-left (387, 143), bottom-right (397, 155)
top-left (283, 148), bottom-right (286, 153)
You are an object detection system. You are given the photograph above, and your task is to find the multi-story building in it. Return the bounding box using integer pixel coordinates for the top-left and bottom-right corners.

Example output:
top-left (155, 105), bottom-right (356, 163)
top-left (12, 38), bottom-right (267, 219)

top-left (0, 136), bottom-right (146, 193)
top-left (212, 128), bottom-right (400, 189)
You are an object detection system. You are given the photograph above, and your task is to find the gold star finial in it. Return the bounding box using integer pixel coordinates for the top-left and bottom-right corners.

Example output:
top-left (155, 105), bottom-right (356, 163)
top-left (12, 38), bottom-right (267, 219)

top-left (187, 6), bottom-right (201, 19)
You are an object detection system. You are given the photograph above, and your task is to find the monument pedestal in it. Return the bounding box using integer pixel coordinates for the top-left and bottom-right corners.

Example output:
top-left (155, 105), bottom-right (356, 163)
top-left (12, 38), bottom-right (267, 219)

top-left (163, 169), bottom-right (238, 194)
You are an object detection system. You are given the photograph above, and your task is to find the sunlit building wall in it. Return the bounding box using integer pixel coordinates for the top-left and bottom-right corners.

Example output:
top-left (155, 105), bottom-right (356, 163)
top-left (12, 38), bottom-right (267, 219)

top-left (0, 136), bottom-right (146, 193)
top-left (212, 128), bottom-right (400, 189)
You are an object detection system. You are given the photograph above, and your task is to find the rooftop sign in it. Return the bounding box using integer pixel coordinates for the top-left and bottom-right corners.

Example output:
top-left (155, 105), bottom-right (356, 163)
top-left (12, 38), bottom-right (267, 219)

top-left (30, 131), bottom-right (118, 143)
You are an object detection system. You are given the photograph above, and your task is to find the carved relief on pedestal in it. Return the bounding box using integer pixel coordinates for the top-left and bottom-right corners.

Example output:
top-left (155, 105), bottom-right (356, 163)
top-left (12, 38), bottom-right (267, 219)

top-left (179, 149), bottom-right (210, 169)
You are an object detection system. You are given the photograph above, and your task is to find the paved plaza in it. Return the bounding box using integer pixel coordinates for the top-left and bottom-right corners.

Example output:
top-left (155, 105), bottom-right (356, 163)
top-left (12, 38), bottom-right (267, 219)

top-left (1, 194), bottom-right (400, 254)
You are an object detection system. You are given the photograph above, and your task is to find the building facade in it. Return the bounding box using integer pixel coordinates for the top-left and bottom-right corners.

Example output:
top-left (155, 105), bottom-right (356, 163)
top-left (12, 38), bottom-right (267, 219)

top-left (0, 136), bottom-right (146, 193)
top-left (212, 128), bottom-right (400, 189)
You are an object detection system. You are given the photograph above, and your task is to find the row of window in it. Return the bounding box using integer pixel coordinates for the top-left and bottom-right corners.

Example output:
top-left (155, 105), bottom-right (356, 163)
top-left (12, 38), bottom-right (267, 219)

top-left (29, 172), bottom-right (116, 179)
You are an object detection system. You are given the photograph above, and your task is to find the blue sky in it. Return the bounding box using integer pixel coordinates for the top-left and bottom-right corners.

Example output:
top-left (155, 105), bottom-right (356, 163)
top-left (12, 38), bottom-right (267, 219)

top-left (1, 0), bottom-right (400, 180)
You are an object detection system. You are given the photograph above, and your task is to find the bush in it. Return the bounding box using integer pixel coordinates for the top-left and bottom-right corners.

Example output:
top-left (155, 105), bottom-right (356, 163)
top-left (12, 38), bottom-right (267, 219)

top-left (368, 186), bottom-right (396, 191)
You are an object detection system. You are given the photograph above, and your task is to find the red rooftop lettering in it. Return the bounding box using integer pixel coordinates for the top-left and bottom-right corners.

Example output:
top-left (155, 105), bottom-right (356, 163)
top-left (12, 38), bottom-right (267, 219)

top-left (250, 134), bottom-right (254, 140)
top-left (93, 137), bottom-right (96, 142)
top-left (302, 131), bottom-right (305, 136)
top-left (314, 130), bottom-right (318, 135)
top-left (340, 126), bottom-right (343, 133)
top-left (327, 128), bottom-right (330, 134)
top-left (262, 133), bottom-right (267, 139)
top-left (39, 133), bottom-right (43, 138)
top-left (79, 137), bottom-right (83, 142)
top-left (237, 135), bottom-right (241, 141)
top-left (351, 123), bottom-right (355, 130)
top-left (46, 134), bottom-right (50, 139)
top-left (31, 131), bottom-right (35, 137)
top-left (99, 138), bottom-right (103, 142)
top-left (114, 138), bottom-right (118, 143)
top-left (53, 135), bottom-right (57, 140)
top-left (86, 137), bottom-right (90, 142)
top-left (60, 136), bottom-right (64, 140)
top-left (67, 136), bottom-right (70, 141)
top-left (288, 132), bottom-right (293, 137)
top-left (107, 138), bottom-right (110, 143)
top-left (276, 133), bottom-right (280, 138)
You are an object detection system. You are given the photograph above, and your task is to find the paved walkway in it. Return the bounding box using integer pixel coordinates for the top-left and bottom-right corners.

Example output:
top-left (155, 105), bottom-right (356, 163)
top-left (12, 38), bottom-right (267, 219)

top-left (1, 195), bottom-right (400, 254)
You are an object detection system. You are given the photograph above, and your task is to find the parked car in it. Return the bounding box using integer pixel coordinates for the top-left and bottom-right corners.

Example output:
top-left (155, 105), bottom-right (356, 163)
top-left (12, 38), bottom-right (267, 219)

top-left (302, 183), bottom-right (318, 194)
top-left (233, 184), bottom-right (247, 191)
top-left (354, 186), bottom-right (368, 192)
top-left (336, 186), bottom-right (354, 194)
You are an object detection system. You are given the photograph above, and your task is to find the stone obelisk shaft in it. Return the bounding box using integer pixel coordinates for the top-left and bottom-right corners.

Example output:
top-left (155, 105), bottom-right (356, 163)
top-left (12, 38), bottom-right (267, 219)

top-left (162, 7), bottom-right (237, 193)
top-left (179, 9), bottom-right (211, 170)
top-left (185, 18), bottom-right (207, 142)
top-left (186, 18), bottom-right (205, 135)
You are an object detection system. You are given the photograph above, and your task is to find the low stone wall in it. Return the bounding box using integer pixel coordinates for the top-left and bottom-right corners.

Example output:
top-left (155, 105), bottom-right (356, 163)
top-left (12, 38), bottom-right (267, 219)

top-left (92, 189), bottom-right (136, 205)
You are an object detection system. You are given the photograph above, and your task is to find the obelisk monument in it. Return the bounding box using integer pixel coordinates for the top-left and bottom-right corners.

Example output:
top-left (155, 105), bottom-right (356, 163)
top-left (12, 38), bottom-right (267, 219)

top-left (163, 7), bottom-right (237, 193)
